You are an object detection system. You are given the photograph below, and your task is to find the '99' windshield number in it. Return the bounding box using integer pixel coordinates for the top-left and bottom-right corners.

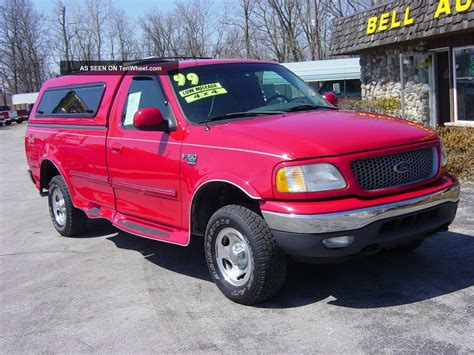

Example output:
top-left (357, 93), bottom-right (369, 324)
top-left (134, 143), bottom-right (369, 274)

top-left (173, 73), bottom-right (200, 87)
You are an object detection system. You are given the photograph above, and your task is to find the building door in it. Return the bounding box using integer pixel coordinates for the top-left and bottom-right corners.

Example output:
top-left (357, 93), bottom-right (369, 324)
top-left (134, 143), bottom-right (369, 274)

top-left (435, 50), bottom-right (451, 126)
top-left (400, 53), bottom-right (436, 127)
top-left (453, 46), bottom-right (474, 123)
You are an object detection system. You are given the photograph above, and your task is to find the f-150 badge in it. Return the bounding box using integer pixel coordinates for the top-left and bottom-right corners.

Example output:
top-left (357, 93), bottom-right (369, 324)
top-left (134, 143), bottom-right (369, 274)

top-left (183, 153), bottom-right (198, 166)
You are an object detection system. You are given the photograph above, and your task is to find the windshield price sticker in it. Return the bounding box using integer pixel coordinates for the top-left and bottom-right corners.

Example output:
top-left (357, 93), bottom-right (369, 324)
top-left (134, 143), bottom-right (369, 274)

top-left (179, 82), bottom-right (223, 97)
top-left (173, 73), bottom-right (200, 86)
top-left (184, 88), bottom-right (228, 103)
top-left (178, 82), bottom-right (228, 103)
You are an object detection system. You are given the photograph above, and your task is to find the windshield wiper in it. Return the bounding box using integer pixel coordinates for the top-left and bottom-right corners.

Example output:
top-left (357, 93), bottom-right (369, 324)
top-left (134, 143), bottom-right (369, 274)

top-left (198, 111), bottom-right (284, 126)
top-left (284, 104), bottom-right (337, 113)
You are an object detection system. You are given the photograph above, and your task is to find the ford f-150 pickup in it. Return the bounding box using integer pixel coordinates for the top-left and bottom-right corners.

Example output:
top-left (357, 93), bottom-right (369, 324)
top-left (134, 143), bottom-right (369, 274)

top-left (25, 58), bottom-right (460, 304)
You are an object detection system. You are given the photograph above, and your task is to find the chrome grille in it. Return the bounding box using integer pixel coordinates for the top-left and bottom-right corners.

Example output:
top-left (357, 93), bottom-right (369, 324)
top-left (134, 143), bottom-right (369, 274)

top-left (350, 148), bottom-right (437, 191)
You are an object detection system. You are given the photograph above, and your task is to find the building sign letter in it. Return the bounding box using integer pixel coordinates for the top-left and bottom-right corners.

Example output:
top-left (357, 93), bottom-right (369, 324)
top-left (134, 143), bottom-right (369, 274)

top-left (404, 8), bottom-right (415, 25)
top-left (435, 0), bottom-right (453, 18)
top-left (456, 0), bottom-right (472, 12)
top-left (367, 16), bottom-right (378, 34)
top-left (379, 13), bottom-right (390, 31)
top-left (391, 11), bottom-right (401, 28)
top-left (435, 0), bottom-right (472, 18)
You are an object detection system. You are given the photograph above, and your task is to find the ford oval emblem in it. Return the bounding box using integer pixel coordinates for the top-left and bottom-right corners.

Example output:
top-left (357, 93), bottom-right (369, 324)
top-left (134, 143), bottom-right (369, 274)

top-left (394, 161), bottom-right (410, 174)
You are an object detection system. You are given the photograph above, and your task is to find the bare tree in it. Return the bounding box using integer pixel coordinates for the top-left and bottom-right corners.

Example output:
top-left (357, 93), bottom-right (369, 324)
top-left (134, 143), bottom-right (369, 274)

top-left (0, 0), bottom-right (379, 97)
top-left (141, 9), bottom-right (181, 57)
top-left (109, 8), bottom-right (138, 61)
top-left (141, 0), bottom-right (228, 58)
top-left (86, 0), bottom-right (111, 60)
top-left (268, 0), bottom-right (303, 61)
top-left (242, 0), bottom-right (253, 58)
top-left (324, 0), bottom-right (377, 18)
top-left (49, 1), bottom-right (77, 72)
top-left (0, 0), bottom-right (48, 93)
top-left (294, 0), bottom-right (322, 60)
top-left (175, 0), bottom-right (211, 56)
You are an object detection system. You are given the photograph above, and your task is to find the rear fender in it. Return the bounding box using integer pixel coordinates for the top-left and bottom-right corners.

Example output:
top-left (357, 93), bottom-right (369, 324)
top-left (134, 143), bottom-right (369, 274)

top-left (39, 157), bottom-right (83, 209)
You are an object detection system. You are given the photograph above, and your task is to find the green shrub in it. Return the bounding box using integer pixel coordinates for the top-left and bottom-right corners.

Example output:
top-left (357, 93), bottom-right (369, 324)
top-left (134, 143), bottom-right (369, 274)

top-left (437, 126), bottom-right (474, 181)
top-left (339, 97), bottom-right (401, 116)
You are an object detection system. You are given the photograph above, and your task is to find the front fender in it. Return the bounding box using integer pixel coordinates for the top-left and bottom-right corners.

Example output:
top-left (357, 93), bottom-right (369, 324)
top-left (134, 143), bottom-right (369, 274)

top-left (192, 173), bottom-right (262, 200)
top-left (181, 173), bottom-right (263, 234)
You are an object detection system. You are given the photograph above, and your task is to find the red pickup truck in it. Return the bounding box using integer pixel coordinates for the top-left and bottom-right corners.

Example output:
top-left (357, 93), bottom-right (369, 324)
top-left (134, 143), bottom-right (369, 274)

top-left (25, 58), bottom-right (460, 304)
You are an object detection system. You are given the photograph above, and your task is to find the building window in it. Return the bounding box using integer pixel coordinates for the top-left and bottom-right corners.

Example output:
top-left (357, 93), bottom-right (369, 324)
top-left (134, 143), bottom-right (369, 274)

top-left (454, 46), bottom-right (474, 123)
top-left (318, 79), bottom-right (361, 98)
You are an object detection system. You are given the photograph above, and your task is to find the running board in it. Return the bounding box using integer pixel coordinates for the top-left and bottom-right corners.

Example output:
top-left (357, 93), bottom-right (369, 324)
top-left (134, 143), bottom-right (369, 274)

top-left (86, 207), bottom-right (101, 217)
top-left (117, 220), bottom-right (170, 238)
top-left (112, 214), bottom-right (189, 246)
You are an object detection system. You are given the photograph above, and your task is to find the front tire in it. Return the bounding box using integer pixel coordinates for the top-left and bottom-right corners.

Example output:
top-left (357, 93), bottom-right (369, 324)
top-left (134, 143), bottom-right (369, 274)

top-left (48, 175), bottom-right (87, 237)
top-left (205, 205), bottom-right (287, 305)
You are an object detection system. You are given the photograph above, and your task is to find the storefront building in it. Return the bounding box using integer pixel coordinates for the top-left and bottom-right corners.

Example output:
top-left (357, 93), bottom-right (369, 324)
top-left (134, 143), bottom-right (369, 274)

top-left (331, 0), bottom-right (474, 127)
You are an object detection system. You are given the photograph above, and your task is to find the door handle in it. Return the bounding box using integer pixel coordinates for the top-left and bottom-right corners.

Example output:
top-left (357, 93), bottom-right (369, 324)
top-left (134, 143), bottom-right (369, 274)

top-left (111, 143), bottom-right (122, 153)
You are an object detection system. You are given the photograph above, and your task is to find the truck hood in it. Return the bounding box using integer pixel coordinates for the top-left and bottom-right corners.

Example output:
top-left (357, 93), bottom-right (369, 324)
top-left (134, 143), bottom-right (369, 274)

top-left (213, 110), bottom-right (437, 160)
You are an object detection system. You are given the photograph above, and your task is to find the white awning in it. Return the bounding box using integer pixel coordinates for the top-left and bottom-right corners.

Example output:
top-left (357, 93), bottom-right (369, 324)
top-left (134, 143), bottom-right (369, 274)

top-left (281, 58), bottom-right (361, 82)
top-left (12, 92), bottom-right (39, 105)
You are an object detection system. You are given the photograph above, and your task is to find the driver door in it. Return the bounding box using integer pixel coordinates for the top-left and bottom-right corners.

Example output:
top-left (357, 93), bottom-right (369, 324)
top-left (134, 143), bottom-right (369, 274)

top-left (107, 75), bottom-right (182, 228)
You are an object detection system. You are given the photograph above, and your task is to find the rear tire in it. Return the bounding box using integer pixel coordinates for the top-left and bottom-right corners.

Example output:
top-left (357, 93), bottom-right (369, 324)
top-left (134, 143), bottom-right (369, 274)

top-left (16, 118), bottom-right (23, 124)
top-left (386, 239), bottom-right (424, 253)
top-left (48, 175), bottom-right (87, 237)
top-left (205, 205), bottom-right (287, 305)
top-left (5, 121), bottom-right (11, 126)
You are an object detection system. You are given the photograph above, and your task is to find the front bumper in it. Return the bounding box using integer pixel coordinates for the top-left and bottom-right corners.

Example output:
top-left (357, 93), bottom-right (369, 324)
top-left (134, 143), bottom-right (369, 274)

top-left (262, 183), bottom-right (460, 258)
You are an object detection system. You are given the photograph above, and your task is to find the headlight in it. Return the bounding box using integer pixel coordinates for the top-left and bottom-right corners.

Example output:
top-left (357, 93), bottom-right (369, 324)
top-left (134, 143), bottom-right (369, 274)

top-left (440, 141), bottom-right (447, 167)
top-left (276, 163), bottom-right (346, 193)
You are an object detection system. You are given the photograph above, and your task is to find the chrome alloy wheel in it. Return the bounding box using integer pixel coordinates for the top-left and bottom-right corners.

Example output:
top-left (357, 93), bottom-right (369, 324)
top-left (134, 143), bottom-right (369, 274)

top-left (51, 188), bottom-right (66, 226)
top-left (215, 227), bottom-right (252, 286)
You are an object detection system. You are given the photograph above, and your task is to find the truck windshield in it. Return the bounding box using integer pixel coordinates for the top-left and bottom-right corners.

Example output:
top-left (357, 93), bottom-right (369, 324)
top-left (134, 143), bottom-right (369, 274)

top-left (168, 63), bottom-right (330, 124)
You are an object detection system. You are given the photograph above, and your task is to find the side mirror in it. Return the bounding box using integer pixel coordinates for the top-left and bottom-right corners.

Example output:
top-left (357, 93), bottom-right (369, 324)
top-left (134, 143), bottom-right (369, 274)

top-left (133, 107), bottom-right (164, 130)
top-left (323, 92), bottom-right (338, 107)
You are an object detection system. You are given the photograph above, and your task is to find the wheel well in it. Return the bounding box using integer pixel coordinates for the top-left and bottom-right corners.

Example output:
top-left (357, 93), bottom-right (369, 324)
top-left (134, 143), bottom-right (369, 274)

top-left (40, 160), bottom-right (60, 192)
top-left (191, 182), bottom-right (260, 236)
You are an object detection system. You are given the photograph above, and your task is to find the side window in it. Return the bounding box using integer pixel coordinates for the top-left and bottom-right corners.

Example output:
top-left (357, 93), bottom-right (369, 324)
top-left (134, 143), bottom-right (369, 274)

top-left (36, 84), bottom-right (105, 117)
top-left (122, 76), bottom-right (170, 128)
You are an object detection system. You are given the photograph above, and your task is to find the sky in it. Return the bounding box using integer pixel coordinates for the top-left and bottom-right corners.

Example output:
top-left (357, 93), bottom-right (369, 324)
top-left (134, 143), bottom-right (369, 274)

top-left (33, 0), bottom-right (179, 21)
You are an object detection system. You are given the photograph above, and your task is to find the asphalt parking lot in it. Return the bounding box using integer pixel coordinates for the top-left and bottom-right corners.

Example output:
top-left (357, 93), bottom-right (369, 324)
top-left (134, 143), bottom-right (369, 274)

top-left (1, 123), bottom-right (473, 353)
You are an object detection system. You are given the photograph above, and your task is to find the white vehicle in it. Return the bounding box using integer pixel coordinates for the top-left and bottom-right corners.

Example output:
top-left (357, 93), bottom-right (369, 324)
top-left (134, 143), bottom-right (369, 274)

top-left (0, 105), bottom-right (22, 126)
top-left (12, 92), bottom-right (38, 120)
